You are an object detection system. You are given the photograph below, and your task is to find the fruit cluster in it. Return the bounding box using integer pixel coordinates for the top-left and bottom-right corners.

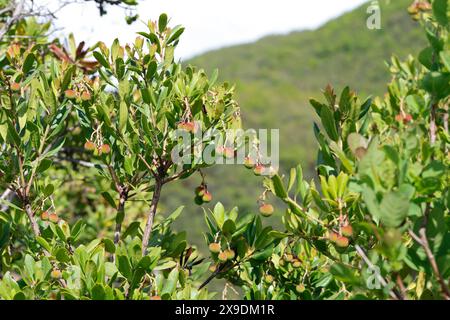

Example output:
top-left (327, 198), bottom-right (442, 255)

top-left (194, 184), bottom-right (212, 205)
top-left (65, 89), bottom-right (91, 101)
top-left (84, 140), bottom-right (111, 156)
top-left (40, 211), bottom-right (59, 223)
top-left (177, 121), bottom-right (198, 134)
top-left (327, 224), bottom-right (353, 248)
top-left (407, 0), bottom-right (432, 20)
top-left (208, 242), bottom-right (236, 268)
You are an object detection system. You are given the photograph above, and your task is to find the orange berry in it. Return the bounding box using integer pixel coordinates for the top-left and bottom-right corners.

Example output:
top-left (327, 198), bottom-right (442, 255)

top-left (150, 296), bottom-right (161, 300)
top-left (64, 89), bottom-right (77, 99)
top-left (49, 213), bottom-right (59, 223)
top-left (328, 231), bottom-right (339, 242)
top-left (100, 144), bottom-right (111, 154)
top-left (84, 141), bottom-right (96, 151)
top-left (209, 243), bottom-right (221, 253)
top-left (223, 147), bottom-right (235, 159)
top-left (218, 251), bottom-right (228, 262)
top-left (10, 82), bottom-right (21, 91)
top-left (341, 225), bottom-right (353, 237)
top-left (253, 164), bottom-right (265, 176)
top-left (335, 236), bottom-right (349, 248)
top-left (243, 156), bottom-right (255, 169)
top-left (51, 269), bottom-right (61, 279)
top-left (225, 249), bottom-right (235, 260)
top-left (41, 211), bottom-right (49, 221)
top-left (296, 284), bottom-right (305, 293)
top-left (202, 191), bottom-right (212, 203)
top-left (80, 91), bottom-right (91, 101)
top-left (259, 204), bottom-right (274, 217)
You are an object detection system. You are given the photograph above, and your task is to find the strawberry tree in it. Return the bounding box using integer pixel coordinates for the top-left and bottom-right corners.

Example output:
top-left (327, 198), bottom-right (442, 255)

top-left (75, 14), bottom-right (241, 255)
top-left (251, 0), bottom-right (449, 300)
top-left (0, 13), bottom-right (240, 299)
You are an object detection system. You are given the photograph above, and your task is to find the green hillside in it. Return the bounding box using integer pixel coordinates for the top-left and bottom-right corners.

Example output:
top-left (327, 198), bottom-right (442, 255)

top-left (161, 0), bottom-right (425, 249)
top-left (189, 0), bottom-right (424, 167)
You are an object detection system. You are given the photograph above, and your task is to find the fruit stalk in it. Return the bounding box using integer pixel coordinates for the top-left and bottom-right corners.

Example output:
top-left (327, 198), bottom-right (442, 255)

top-left (25, 202), bottom-right (40, 237)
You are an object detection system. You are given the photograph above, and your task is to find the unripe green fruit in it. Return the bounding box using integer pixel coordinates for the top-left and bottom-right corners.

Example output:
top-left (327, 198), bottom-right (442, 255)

top-left (194, 196), bottom-right (204, 205)
top-left (259, 204), bottom-right (274, 217)
top-left (279, 259), bottom-right (286, 267)
top-left (209, 265), bottom-right (217, 273)
top-left (243, 157), bottom-right (255, 169)
top-left (10, 82), bottom-right (21, 91)
top-left (407, 4), bottom-right (419, 15)
top-left (202, 191), bottom-right (212, 203)
top-left (264, 275), bottom-right (274, 283)
top-left (209, 242), bottom-right (221, 253)
top-left (64, 89), bottom-right (77, 99)
top-left (284, 254), bottom-right (293, 262)
top-left (80, 91), bottom-right (91, 101)
top-left (296, 284), bottom-right (305, 293)
top-left (292, 259), bottom-right (301, 268)
top-left (253, 164), bottom-right (265, 176)
top-left (335, 236), bottom-right (349, 248)
top-left (84, 140), bottom-right (96, 151)
top-left (341, 225), bottom-right (353, 237)
top-left (51, 269), bottom-right (61, 279)
top-left (218, 251), bottom-right (228, 262)
top-left (225, 249), bottom-right (235, 260)
top-left (49, 213), bottom-right (59, 223)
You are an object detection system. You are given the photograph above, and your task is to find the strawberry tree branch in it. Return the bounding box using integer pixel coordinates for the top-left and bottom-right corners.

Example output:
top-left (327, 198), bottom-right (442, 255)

top-left (141, 177), bottom-right (162, 256)
top-left (355, 244), bottom-right (401, 300)
top-left (408, 228), bottom-right (450, 300)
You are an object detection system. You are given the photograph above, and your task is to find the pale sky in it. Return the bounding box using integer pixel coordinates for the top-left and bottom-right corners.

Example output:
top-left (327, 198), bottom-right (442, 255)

top-left (44, 0), bottom-right (369, 59)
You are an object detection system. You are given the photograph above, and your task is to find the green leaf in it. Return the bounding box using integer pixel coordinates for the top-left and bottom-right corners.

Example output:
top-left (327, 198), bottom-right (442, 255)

top-left (35, 236), bottom-right (51, 252)
top-left (117, 255), bottom-right (132, 281)
top-left (91, 284), bottom-right (106, 300)
top-left (55, 247), bottom-right (71, 263)
top-left (24, 255), bottom-right (35, 281)
top-left (440, 51), bottom-right (450, 71)
top-left (433, 0), bottom-right (449, 26)
top-left (271, 175), bottom-right (288, 199)
top-left (119, 101), bottom-right (128, 132)
top-left (378, 190), bottom-right (410, 228)
top-left (93, 51), bottom-right (110, 69)
top-left (158, 13), bottom-right (168, 33)
top-left (212, 202), bottom-right (225, 228)
top-left (320, 105), bottom-right (339, 142)
top-left (421, 72), bottom-right (450, 99)
top-left (22, 53), bottom-right (35, 74)
top-left (330, 263), bottom-right (361, 285)
top-left (167, 25), bottom-right (185, 44)
top-left (103, 238), bottom-right (116, 254)
top-left (161, 268), bottom-right (179, 296)
top-left (101, 192), bottom-right (116, 209)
